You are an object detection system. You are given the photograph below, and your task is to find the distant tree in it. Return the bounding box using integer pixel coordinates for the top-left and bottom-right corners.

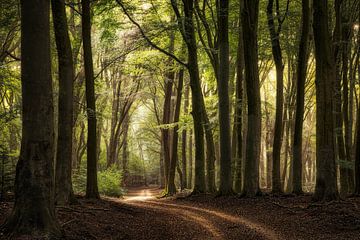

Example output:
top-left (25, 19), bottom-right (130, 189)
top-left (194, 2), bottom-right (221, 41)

top-left (0, 0), bottom-right (62, 237)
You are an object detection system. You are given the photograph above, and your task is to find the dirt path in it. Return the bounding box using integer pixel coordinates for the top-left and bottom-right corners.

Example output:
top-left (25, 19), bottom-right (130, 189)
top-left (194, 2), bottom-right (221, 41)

top-left (1, 186), bottom-right (360, 239)
top-left (118, 187), bottom-right (282, 240)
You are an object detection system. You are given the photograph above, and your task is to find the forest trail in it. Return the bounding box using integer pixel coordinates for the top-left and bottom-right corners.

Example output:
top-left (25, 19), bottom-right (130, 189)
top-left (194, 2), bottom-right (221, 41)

top-left (2, 187), bottom-right (360, 239)
top-left (118, 186), bottom-right (282, 240)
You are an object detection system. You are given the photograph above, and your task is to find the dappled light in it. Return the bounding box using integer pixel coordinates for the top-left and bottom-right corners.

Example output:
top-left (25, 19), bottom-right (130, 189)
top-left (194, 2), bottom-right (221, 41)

top-left (1, 0), bottom-right (360, 239)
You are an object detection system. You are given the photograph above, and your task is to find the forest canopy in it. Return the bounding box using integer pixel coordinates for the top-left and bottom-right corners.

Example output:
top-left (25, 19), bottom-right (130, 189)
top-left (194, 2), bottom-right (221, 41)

top-left (0, 0), bottom-right (360, 238)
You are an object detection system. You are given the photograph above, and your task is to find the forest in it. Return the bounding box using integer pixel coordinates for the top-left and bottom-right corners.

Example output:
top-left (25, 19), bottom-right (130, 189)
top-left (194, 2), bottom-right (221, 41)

top-left (0, 0), bottom-right (360, 239)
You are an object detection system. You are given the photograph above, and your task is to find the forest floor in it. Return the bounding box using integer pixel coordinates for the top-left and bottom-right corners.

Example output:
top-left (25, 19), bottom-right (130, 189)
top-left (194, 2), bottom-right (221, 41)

top-left (1, 186), bottom-right (360, 240)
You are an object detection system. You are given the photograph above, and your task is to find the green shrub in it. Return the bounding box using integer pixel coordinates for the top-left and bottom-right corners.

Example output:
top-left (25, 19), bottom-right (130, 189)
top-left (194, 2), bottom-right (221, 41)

top-left (72, 166), bottom-right (124, 197)
top-left (98, 167), bottom-right (124, 197)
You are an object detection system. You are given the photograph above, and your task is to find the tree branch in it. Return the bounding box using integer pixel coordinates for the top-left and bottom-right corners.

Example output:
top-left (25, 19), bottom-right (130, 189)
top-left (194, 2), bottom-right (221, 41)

top-left (115, 0), bottom-right (187, 67)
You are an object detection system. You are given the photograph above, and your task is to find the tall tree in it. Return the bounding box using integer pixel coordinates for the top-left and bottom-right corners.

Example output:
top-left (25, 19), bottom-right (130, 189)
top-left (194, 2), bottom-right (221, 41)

top-left (266, 0), bottom-right (287, 193)
top-left (0, 0), bottom-right (62, 237)
top-left (52, 0), bottom-right (75, 205)
top-left (82, 0), bottom-right (100, 199)
top-left (171, 0), bottom-right (207, 193)
top-left (312, 0), bottom-right (339, 201)
top-left (233, 6), bottom-right (245, 193)
top-left (167, 69), bottom-right (184, 195)
top-left (241, 0), bottom-right (261, 196)
top-left (292, 0), bottom-right (310, 195)
top-left (181, 82), bottom-right (190, 189)
top-left (217, 0), bottom-right (233, 195)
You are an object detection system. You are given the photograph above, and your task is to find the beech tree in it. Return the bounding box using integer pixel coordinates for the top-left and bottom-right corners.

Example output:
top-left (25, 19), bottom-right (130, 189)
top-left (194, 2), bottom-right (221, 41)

top-left (312, 0), bottom-right (339, 201)
top-left (52, 0), bottom-right (76, 205)
top-left (0, 0), bottom-right (62, 237)
top-left (82, 0), bottom-right (100, 199)
top-left (241, 0), bottom-right (262, 196)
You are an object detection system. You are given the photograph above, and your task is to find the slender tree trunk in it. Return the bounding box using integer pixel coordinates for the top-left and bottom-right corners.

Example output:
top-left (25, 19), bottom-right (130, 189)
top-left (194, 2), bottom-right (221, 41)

top-left (176, 0), bottom-right (206, 194)
top-left (292, 0), bottom-right (310, 195)
top-left (355, 100), bottom-right (360, 194)
top-left (233, 13), bottom-right (244, 193)
top-left (341, 14), bottom-right (353, 194)
top-left (267, 0), bottom-right (285, 194)
top-left (312, 0), bottom-right (339, 201)
top-left (181, 82), bottom-right (190, 189)
top-left (188, 129), bottom-right (193, 189)
top-left (241, 0), bottom-right (261, 196)
top-left (52, 0), bottom-right (75, 205)
top-left (167, 69), bottom-right (184, 195)
top-left (333, 0), bottom-right (349, 196)
top-left (82, 0), bottom-right (99, 199)
top-left (1, 0), bottom-right (62, 236)
top-left (217, 0), bottom-right (233, 195)
top-left (122, 115), bottom-right (130, 186)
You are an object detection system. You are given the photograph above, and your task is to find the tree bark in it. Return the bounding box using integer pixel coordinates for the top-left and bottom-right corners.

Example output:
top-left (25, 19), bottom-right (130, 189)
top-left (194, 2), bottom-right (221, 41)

top-left (312, 0), bottom-right (339, 201)
top-left (52, 0), bottom-right (76, 205)
top-left (267, 0), bottom-right (285, 194)
top-left (172, 0), bottom-right (206, 194)
top-left (241, 0), bottom-right (261, 196)
top-left (181, 82), bottom-right (190, 189)
top-left (167, 69), bottom-right (184, 195)
top-left (217, 0), bottom-right (233, 195)
top-left (233, 12), bottom-right (245, 193)
top-left (82, 0), bottom-right (100, 199)
top-left (292, 0), bottom-right (310, 195)
top-left (1, 0), bottom-right (62, 236)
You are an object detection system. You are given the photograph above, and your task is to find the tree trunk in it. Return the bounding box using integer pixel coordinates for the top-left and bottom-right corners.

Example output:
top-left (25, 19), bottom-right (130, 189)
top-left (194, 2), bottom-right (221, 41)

top-left (241, 0), bottom-right (261, 196)
top-left (181, 82), bottom-right (190, 189)
top-left (82, 0), bottom-right (99, 199)
top-left (188, 129), bottom-right (193, 189)
top-left (1, 0), bottom-right (62, 236)
top-left (217, 0), bottom-right (233, 195)
top-left (175, 0), bottom-right (206, 194)
top-left (167, 69), bottom-right (184, 195)
top-left (52, 0), bottom-right (75, 205)
top-left (233, 12), bottom-right (244, 193)
top-left (312, 0), bottom-right (339, 201)
top-left (292, 0), bottom-right (310, 195)
top-left (333, 0), bottom-right (349, 196)
top-left (122, 115), bottom-right (130, 186)
top-left (267, 0), bottom-right (285, 194)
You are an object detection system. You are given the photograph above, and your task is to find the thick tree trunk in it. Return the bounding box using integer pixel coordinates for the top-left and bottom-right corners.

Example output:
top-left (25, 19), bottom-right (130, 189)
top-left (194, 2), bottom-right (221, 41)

top-left (1, 0), bottom-right (62, 237)
top-left (52, 0), bottom-right (75, 205)
top-left (167, 69), bottom-right (184, 195)
top-left (82, 0), bottom-right (100, 199)
top-left (267, 0), bottom-right (285, 194)
top-left (233, 14), bottom-right (244, 193)
top-left (312, 0), bottom-right (339, 201)
top-left (217, 0), bottom-right (233, 195)
top-left (241, 0), bottom-right (261, 196)
top-left (292, 0), bottom-right (310, 195)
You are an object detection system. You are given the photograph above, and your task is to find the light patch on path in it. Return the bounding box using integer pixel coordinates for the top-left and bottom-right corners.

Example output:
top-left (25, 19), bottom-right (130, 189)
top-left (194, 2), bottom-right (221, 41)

top-left (146, 200), bottom-right (281, 240)
top-left (124, 189), bottom-right (155, 202)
